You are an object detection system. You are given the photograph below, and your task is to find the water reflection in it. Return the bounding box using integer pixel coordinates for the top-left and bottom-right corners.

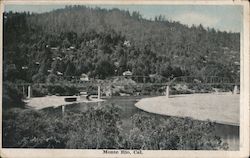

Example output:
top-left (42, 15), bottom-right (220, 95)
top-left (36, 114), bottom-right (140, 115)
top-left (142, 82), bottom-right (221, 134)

top-left (215, 123), bottom-right (239, 150)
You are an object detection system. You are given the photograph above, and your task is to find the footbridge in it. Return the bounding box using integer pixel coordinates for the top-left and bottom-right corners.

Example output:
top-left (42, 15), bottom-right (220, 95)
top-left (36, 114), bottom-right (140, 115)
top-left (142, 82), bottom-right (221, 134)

top-left (10, 75), bottom-right (240, 99)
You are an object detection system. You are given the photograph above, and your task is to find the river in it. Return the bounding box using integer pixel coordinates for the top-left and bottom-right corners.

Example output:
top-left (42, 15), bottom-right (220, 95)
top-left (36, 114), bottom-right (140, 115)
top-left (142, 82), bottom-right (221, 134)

top-left (43, 96), bottom-right (239, 150)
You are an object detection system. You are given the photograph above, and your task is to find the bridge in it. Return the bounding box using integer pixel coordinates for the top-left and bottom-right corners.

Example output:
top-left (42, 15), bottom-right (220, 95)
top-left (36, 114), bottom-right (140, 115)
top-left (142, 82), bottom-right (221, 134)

top-left (10, 75), bottom-right (240, 99)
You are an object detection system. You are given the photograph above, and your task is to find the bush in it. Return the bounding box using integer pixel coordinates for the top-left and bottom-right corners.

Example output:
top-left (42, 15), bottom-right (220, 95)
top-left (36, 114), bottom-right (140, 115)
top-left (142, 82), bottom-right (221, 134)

top-left (126, 112), bottom-right (228, 150)
top-left (2, 82), bottom-right (25, 109)
top-left (46, 74), bottom-right (59, 84)
top-left (32, 85), bottom-right (48, 97)
top-left (2, 104), bottom-right (228, 150)
top-left (2, 105), bottom-right (123, 149)
top-left (47, 85), bottom-right (78, 96)
top-left (32, 73), bottom-right (46, 83)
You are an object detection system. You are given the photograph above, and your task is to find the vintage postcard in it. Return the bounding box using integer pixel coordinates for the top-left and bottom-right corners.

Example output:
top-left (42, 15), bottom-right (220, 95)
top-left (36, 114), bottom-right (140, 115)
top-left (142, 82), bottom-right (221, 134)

top-left (0, 0), bottom-right (249, 158)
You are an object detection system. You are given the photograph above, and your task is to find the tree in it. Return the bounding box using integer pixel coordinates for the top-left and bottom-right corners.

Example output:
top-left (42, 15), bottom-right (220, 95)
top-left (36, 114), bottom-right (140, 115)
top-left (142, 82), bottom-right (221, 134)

top-left (65, 62), bottom-right (76, 76)
top-left (160, 65), bottom-right (173, 78)
top-left (46, 74), bottom-right (59, 83)
top-left (95, 58), bottom-right (115, 79)
top-left (32, 72), bottom-right (46, 83)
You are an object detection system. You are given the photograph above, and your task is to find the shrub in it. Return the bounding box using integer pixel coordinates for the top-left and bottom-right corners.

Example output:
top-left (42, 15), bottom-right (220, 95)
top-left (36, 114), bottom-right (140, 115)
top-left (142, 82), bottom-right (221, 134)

top-left (47, 85), bottom-right (78, 96)
top-left (32, 73), bottom-right (46, 83)
top-left (127, 112), bottom-right (228, 150)
top-left (32, 85), bottom-right (48, 97)
top-left (2, 82), bottom-right (25, 109)
top-left (2, 105), bottom-right (123, 149)
top-left (65, 105), bottom-right (122, 149)
top-left (2, 104), bottom-right (228, 150)
top-left (46, 74), bottom-right (59, 84)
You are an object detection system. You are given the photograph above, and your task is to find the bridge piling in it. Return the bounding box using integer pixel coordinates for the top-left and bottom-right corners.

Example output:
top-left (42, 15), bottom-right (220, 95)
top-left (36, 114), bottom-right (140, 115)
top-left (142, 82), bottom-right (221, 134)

top-left (27, 86), bottom-right (32, 99)
top-left (166, 86), bottom-right (170, 98)
top-left (233, 85), bottom-right (238, 94)
top-left (62, 105), bottom-right (65, 115)
top-left (98, 86), bottom-right (101, 99)
top-left (22, 86), bottom-right (25, 97)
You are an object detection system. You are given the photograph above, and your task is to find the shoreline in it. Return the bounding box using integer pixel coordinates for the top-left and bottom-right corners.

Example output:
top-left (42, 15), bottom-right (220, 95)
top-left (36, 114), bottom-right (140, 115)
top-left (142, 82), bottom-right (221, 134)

top-left (24, 95), bottom-right (105, 110)
top-left (135, 93), bottom-right (239, 126)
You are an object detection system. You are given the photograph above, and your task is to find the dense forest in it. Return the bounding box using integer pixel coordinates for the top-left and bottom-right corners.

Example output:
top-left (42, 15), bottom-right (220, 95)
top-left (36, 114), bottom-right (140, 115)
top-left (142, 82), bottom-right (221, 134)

top-left (3, 5), bottom-right (240, 83)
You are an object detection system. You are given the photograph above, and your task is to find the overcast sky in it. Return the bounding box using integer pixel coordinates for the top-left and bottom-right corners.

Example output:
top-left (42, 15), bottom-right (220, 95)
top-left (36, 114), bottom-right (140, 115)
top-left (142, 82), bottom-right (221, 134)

top-left (5, 4), bottom-right (243, 33)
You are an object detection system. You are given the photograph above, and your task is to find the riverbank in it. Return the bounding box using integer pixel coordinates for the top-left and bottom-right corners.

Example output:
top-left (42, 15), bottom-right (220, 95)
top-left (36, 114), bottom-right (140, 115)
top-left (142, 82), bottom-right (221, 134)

top-left (25, 95), bottom-right (105, 109)
top-left (135, 93), bottom-right (239, 126)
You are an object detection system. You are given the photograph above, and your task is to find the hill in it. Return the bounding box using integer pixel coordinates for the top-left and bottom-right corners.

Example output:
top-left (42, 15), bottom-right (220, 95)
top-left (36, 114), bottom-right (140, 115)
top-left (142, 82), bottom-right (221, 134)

top-left (3, 5), bottom-right (240, 83)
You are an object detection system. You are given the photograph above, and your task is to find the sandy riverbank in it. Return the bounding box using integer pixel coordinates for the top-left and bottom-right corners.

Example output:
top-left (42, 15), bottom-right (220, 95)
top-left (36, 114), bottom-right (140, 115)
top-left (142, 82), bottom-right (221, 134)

top-left (25, 95), bottom-right (105, 110)
top-left (135, 93), bottom-right (239, 125)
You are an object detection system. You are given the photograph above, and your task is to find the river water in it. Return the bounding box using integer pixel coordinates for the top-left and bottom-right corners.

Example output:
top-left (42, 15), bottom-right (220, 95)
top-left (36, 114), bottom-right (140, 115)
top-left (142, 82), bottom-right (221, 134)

top-left (47, 96), bottom-right (239, 150)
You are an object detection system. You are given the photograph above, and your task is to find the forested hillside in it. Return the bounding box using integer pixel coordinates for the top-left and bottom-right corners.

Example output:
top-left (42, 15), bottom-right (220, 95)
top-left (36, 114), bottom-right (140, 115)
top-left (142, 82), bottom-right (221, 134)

top-left (3, 5), bottom-right (240, 83)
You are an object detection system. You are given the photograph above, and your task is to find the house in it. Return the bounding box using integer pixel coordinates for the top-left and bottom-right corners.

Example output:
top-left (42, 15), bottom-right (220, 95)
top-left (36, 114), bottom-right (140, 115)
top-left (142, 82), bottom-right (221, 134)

top-left (80, 73), bottom-right (89, 81)
top-left (114, 61), bottom-right (119, 68)
top-left (21, 66), bottom-right (28, 70)
top-left (70, 46), bottom-right (75, 50)
top-left (149, 74), bottom-right (157, 78)
top-left (57, 71), bottom-right (63, 75)
top-left (56, 57), bottom-right (63, 61)
top-left (173, 55), bottom-right (179, 59)
top-left (122, 70), bottom-right (132, 76)
top-left (194, 79), bottom-right (201, 83)
top-left (51, 47), bottom-right (59, 50)
top-left (123, 40), bottom-right (131, 47)
top-left (222, 47), bottom-right (229, 50)
top-left (47, 69), bottom-right (52, 73)
top-left (234, 61), bottom-right (240, 66)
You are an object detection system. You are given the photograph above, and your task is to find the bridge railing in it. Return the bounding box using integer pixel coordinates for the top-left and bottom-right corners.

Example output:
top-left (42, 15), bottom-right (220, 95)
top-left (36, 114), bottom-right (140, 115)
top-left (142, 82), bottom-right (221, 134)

top-left (6, 75), bottom-right (240, 99)
top-left (170, 76), bottom-right (239, 85)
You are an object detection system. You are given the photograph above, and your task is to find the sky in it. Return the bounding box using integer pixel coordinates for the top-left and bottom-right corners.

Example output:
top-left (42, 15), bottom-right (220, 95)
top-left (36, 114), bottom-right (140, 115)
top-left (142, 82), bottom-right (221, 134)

top-left (4, 4), bottom-right (243, 33)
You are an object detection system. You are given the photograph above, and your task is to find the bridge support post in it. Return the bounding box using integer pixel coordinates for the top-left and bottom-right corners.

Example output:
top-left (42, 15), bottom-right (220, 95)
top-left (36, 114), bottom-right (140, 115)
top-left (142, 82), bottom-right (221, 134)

top-left (166, 86), bottom-right (170, 98)
top-left (98, 86), bottom-right (101, 99)
top-left (233, 85), bottom-right (238, 94)
top-left (27, 86), bottom-right (32, 99)
top-left (62, 105), bottom-right (65, 115)
top-left (109, 86), bottom-right (112, 97)
top-left (22, 86), bottom-right (25, 97)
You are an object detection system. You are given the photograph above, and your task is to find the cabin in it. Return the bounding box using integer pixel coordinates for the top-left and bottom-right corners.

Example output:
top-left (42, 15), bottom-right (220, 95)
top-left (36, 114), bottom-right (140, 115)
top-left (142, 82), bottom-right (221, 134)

top-left (123, 40), bottom-right (131, 47)
top-left (57, 71), bottom-right (63, 75)
top-left (56, 57), bottom-right (63, 61)
top-left (80, 73), bottom-right (89, 81)
top-left (122, 70), bottom-right (132, 76)
top-left (22, 66), bottom-right (28, 70)
top-left (149, 74), bottom-right (157, 78)
top-left (114, 62), bottom-right (119, 68)
top-left (234, 61), bottom-right (240, 66)
top-left (51, 47), bottom-right (59, 50)
top-left (70, 46), bottom-right (75, 50)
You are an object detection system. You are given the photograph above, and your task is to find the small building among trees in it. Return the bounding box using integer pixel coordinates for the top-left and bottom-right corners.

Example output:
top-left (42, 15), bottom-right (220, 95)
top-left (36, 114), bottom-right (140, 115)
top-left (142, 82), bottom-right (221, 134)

top-left (80, 73), bottom-right (89, 81)
top-left (122, 70), bottom-right (132, 76)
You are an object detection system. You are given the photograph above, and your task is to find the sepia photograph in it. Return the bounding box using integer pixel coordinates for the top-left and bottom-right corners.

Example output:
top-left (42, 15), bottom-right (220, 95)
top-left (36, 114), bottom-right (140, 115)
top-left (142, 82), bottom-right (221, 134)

top-left (0, 1), bottom-right (249, 158)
